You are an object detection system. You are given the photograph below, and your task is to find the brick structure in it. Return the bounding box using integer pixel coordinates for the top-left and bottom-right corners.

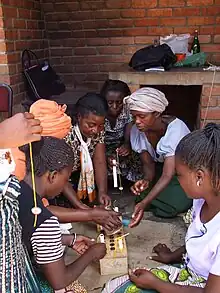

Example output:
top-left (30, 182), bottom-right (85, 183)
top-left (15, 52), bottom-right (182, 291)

top-left (42, 0), bottom-right (220, 91)
top-left (0, 0), bottom-right (48, 105)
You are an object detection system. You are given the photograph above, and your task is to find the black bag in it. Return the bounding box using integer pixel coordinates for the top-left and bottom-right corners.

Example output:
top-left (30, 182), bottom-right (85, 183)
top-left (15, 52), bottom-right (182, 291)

top-left (22, 49), bottom-right (65, 102)
top-left (129, 44), bottom-right (177, 71)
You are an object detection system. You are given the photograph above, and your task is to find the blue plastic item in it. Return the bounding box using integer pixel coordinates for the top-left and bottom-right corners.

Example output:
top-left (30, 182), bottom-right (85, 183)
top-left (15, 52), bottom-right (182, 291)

top-left (122, 218), bottom-right (131, 227)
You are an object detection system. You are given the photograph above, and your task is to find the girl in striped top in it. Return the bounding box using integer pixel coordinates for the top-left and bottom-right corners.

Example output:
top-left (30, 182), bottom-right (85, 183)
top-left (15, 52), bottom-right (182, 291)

top-left (18, 137), bottom-right (106, 292)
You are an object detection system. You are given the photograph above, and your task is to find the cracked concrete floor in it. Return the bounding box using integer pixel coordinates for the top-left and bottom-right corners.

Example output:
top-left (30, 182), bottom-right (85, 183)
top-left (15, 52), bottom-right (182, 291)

top-left (65, 184), bottom-right (187, 293)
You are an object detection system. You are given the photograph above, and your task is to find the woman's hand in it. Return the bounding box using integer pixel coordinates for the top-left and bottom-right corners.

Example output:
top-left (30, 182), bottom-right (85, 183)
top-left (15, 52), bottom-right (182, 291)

top-left (129, 202), bottom-right (145, 228)
top-left (91, 206), bottom-right (121, 231)
top-left (98, 193), bottom-right (111, 207)
top-left (71, 235), bottom-right (95, 255)
top-left (0, 113), bottom-right (42, 148)
top-left (88, 243), bottom-right (107, 261)
top-left (131, 179), bottom-right (149, 195)
top-left (129, 268), bottom-right (158, 289)
top-left (107, 156), bottom-right (115, 170)
top-left (150, 244), bottom-right (177, 264)
top-left (117, 144), bottom-right (131, 157)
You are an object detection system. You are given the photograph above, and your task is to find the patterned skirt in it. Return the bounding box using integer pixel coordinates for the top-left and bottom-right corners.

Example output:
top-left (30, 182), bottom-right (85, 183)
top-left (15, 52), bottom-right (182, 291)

top-left (102, 265), bottom-right (206, 293)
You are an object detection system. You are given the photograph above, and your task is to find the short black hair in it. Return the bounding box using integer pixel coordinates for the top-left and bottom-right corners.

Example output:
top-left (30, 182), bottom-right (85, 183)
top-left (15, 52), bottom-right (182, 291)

top-left (68, 92), bottom-right (108, 125)
top-left (101, 79), bottom-right (131, 99)
top-left (175, 123), bottom-right (220, 191)
top-left (19, 137), bottom-right (74, 177)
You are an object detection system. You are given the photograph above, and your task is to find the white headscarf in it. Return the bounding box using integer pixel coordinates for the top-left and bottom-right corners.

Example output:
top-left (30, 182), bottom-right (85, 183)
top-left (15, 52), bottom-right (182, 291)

top-left (124, 87), bottom-right (168, 113)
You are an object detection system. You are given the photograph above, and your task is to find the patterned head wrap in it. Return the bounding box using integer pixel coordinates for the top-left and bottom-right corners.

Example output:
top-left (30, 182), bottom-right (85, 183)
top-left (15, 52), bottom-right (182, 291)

top-left (124, 87), bottom-right (168, 113)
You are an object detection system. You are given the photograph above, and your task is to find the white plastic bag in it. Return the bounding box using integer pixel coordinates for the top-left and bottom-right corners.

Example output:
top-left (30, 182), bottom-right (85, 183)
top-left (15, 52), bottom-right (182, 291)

top-left (160, 34), bottom-right (190, 55)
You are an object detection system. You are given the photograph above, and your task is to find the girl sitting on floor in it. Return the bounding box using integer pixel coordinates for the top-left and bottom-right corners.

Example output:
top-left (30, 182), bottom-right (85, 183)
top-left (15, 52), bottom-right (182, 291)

top-left (102, 123), bottom-right (220, 293)
top-left (18, 136), bottom-right (106, 292)
top-left (101, 79), bottom-right (141, 182)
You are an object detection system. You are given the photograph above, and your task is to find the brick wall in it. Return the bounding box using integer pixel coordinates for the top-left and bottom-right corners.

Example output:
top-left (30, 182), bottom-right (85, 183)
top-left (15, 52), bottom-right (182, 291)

top-left (0, 0), bottom-right (48, 105)
top-left (42, 0), bottom-right (220, 91)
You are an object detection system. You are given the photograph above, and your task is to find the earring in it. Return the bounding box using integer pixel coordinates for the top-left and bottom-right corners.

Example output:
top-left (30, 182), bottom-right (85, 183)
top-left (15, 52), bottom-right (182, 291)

top-left (197, 181), bottom-right (201, 187)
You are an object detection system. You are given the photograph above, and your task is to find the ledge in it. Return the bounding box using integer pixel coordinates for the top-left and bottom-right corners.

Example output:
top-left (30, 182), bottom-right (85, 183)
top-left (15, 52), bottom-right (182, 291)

top-left (109, 66), bottom-right (220, 85)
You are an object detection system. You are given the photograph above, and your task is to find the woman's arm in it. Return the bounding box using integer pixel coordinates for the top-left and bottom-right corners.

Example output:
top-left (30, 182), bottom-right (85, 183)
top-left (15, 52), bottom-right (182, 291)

top-left (47, 205), bottom-right (91, 222)
top-left (93, 143), bottom-right (111, 206)
top-left (130, 270), bottom-right (219, 293)
top-left (41, 243), bottom-right (106, 290)
top-left (124, 122), bottom-right (133, 146)
top-left (140, 151), bottom-right (155, 182)
top-left (62, 182), bottom-right (90, 209)
top-left (142, 156), bottom-right (175, 207)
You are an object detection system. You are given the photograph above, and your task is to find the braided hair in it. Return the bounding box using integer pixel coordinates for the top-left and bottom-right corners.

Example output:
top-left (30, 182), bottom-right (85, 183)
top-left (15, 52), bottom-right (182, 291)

top-left (19, 137), bottom-right (74, 177)
top-left (101, 79), bottom-right (131, 98)
top-left (68, 92), bottom-right (108, 125)
top-left (175, 123), bottom-right (220, 192)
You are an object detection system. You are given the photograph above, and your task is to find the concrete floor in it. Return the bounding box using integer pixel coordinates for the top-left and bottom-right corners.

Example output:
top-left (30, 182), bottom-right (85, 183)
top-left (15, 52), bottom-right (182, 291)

top-left (65, 183), bottom-right (187, 293)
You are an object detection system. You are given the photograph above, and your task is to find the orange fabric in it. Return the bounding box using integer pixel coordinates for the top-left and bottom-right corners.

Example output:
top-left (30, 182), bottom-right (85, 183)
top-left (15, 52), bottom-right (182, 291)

top-left (42, 198), bottom-right (49, 207)
top-left (12, 99), bottom-right (72, 181)
top-left (30, 99), bottom-right (71, 139)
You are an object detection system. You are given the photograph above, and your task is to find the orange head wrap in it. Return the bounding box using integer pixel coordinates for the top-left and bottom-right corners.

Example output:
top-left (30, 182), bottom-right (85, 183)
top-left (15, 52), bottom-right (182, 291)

top-left (12, 99), bottom-right (72, 181)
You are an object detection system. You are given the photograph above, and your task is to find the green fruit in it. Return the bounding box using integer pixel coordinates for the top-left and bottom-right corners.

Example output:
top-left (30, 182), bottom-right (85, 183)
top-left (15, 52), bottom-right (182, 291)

top-left (125, 284), bottom-right (141, 293)
top-left (151, 269), bottom-right (169, 282)
top-left (178, 269), bottom-right (190, 281)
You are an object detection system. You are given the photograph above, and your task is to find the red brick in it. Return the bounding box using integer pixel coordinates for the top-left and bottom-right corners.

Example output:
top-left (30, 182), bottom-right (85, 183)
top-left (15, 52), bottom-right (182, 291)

top-left (187, 0), bottom-right (213, 5)
top-left (13, 19), bottom-right (26, 29)
top-left (109, 19), bottom-right (134, 28)
top-left (173, 26), bottom-right (195, 34)
top-left (110, 37), bottom-right (134, 45)
top-left (212, 54), bottom-right (220, 64)
top-left (134, 18), bottom-right (159, 27)
top-left (75, 65), bottom-right (99, 73)
top-left (201, 96), bottom-right (217, 107)
top-left (135, 36), bottom-right (157, 44)
top-left (54, 2), bottom-right (79, 12)
top-left (159, 0), bottom-right (185, 7)
top-left (86, 38), bottom-right (110, 46)
top-left (201, 44), bottom-right (220, 52)
top-left (0, 41), bottom-right (6, 52)
top-left (201, 7), bottom-right (220, 15)
top-left (71, 12), bottom-right (92, 21)
top-left (0, 64), bottom-right (9, 75)
top-left (123, 28), bottom-right (148, 36)
top-left (200, 27), bottom-right (215, 34)
top-left (18, 8), bottom-right (31, 19)
top-left (148, 27), bottom-right (173, 35)
top-left (147, 8), bottom-right (172, 17)
top-left (84, 30), bottom-right (99, 38)
top-left (217, 17), bottom-right (220, 24)
top-left (97, 29), bottom-right (123, 37)
top-left (83, 20), bottom-right (108, 29)
top-left (97, 46), bottom-right (122, 54)
top-left (80, 1), bottom-right (105, 10)
top-left (201, 108), bottom-right (220, 120)
top-left (106, 0), bottom-right (131, 9)
top-left (0, 29), bottom-right (5, 39)
top-left (50, 48), bottom-right (73, 56)
top-left (123, 45), bottom-right (142, 54)
top-left (92, 10), bottom-right (120, 19)
top-left (2, 6), bottom-right (18, 18)
top-left (173, 7), bottom-right (200, 16)
top-left (132, 0), bottom-right (157, 8)
top-left (121, 9), bottom-right (146, 18)
top-left (160, 17), bottom-right (186, 26)
top-left (214, 35), bottom-right (220, 43)
top-left (75, 47), bottom-right (97, 55)
top-left (188, 17), bottom-right (215, 26)
top-left (202, 85), bottom-right (220, 96)
top-left (99, 63), bottom-right (122, 72)
top-left (198, 35), bottom-right (211, 44)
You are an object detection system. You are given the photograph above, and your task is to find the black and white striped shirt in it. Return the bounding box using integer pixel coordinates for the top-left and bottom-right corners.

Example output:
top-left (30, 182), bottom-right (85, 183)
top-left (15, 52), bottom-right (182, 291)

top-left (19, 181), bottom-right (64, 265)
top-left (31, 216), bottom-right (63, 264)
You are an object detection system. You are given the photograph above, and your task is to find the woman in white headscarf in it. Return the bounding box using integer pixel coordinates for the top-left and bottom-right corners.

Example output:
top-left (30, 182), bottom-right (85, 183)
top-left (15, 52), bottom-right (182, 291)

top-left (125, 87), bottom-right (192, 227)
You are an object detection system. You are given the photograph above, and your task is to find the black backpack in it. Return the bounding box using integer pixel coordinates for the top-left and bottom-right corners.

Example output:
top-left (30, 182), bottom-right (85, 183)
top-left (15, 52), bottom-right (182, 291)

top-left (129, 44), bottom-right (177, 71)
top-left (22, 49), bottom-right (65, 102)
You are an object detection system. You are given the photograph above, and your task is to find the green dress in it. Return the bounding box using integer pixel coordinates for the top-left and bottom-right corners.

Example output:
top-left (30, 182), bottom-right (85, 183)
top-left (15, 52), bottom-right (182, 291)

top-left (136, 163), bottom-right (192, 218)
